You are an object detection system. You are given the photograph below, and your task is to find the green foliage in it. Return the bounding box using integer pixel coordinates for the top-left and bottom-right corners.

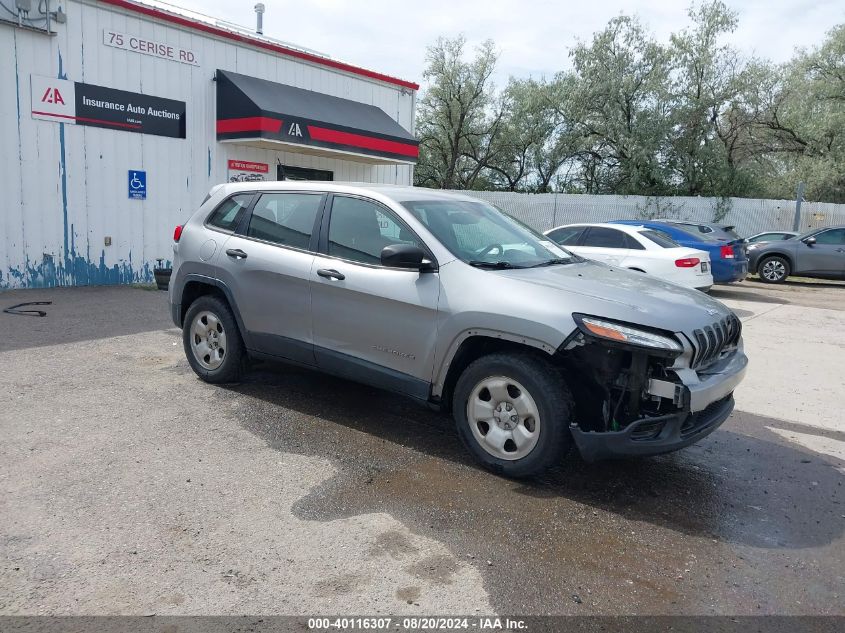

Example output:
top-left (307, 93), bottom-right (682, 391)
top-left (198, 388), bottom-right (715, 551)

top-left (414, 2), bottom-right (845, 203)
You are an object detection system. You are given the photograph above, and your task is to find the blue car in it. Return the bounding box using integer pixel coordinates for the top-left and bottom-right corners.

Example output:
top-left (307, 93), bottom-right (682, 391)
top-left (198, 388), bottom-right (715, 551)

top-left (611, 220), bottom-right (748, 283)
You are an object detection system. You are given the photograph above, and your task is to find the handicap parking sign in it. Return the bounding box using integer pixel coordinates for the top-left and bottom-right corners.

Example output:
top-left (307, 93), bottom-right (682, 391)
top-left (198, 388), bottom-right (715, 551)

top-left (128, 170), bottom-right (146, 200)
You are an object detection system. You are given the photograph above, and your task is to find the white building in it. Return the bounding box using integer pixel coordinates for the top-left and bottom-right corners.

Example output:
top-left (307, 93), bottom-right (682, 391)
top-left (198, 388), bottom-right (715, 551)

top-left (0, 0), bottom-right (419, 288)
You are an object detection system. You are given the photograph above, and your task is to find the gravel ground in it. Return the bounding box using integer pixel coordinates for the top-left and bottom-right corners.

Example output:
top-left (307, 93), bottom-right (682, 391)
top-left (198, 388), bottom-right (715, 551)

top-left (1, 282), bottom-right (843, 616)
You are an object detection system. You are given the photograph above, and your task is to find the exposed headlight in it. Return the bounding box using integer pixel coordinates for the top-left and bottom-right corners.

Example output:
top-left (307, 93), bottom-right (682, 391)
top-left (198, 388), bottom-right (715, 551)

top-left (575, 315), bottom-right (683, 353)
top-left (747, 244), bottom-right (760, 250)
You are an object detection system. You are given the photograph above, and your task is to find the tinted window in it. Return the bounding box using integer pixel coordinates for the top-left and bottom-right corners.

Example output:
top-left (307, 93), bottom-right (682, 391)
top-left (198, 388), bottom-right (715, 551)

top-left (206, 194), bottom-right (252, 231)
top-left (813, 228), bottom-right (845, 245)
top-left (581, 227), bottom-right (629, 249)
top-left (328, 196), bottom-right (422, 265)
top-left (641, 229), bottom-right (680, 248)
top-left (547, 226), bottom-right (585, 246)
top-left (624, 233), bottom-right (645, 250)
top-left (246, 193), bottom-right (322, 249)
top-left (668, 223), bottom-right (719, 242)
top-left (749, 232), bottom-right (791, 243)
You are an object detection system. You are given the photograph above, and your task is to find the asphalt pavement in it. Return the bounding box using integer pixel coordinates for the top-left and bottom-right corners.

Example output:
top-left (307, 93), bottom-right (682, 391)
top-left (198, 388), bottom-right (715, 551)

top-left (1, 280), bottom-right (843, 615)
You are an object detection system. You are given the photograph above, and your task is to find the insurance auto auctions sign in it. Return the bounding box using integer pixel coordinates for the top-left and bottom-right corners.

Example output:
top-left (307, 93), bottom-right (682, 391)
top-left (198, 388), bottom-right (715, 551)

top-left (31, 74), bottom-right (186, 139)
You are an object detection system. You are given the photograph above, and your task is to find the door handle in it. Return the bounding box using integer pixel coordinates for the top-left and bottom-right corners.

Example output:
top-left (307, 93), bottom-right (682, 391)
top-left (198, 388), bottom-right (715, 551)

top-left (317, 268), bottom-right (345, 281)
top-left (226, 248), bottom-right (248, 259)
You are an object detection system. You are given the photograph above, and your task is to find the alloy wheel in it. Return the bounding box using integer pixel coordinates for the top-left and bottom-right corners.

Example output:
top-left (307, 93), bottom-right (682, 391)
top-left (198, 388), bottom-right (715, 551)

top-left (761, 259), bottom-right (786, 281)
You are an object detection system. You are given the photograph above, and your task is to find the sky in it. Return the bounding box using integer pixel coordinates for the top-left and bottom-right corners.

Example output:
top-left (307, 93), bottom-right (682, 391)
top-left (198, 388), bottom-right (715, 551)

top-left (158, 0), bottom-right (844, 87)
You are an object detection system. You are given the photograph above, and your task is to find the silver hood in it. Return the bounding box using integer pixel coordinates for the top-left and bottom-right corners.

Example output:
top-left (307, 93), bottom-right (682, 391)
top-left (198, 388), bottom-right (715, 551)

top-left (490, 260), bottom-right (733, 334)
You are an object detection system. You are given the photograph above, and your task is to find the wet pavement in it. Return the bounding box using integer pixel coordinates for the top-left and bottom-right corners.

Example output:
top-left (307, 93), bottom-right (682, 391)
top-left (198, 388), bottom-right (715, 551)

top-left (1, 282), bottom-right (843, 615)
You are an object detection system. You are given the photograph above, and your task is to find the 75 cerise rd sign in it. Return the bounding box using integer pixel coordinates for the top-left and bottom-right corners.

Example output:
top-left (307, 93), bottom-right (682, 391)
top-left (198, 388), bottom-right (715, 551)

top-left (103, 29), bottom-right (199, 66)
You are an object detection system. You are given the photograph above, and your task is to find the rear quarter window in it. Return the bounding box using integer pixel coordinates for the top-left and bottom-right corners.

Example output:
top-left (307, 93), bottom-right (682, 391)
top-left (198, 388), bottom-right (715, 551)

top-left (206, 194), bottom-right (252, 231)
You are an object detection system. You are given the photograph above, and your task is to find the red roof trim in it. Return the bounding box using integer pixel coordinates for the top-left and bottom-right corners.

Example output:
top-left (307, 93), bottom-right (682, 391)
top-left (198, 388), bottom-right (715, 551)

top-left (307, 126), bottom-right (420, 158)
top-left (96, 0), bottom-right (420, 91)
top-left (217, 116), bottom-right (283, 134)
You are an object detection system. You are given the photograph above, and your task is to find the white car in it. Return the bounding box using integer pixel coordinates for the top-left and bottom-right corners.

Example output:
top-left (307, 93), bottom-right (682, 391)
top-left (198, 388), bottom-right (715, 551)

top-left (545, 223), bottom-right (713, 291)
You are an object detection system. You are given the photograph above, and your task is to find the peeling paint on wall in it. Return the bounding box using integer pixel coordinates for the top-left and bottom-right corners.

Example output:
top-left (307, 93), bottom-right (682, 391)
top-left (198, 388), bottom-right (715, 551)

top-left (1, 0), bottom-right (414, 290)
top-left (0, 48), bottom-right (163, 289)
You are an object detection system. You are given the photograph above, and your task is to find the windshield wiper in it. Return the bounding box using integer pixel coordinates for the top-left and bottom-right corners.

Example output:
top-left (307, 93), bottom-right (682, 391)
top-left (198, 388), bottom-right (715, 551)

top-left (468, 260), bottom-right (520, 269)
top-left (528, 258), bottom-right (574, 268)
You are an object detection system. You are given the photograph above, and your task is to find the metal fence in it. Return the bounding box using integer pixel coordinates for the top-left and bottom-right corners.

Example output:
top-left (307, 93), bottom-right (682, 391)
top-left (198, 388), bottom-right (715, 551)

top-left (444, 191), bottom-right (845, 236)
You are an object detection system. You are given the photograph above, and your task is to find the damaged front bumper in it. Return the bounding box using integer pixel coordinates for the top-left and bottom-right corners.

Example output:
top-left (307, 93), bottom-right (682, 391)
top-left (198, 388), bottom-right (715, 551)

top-left (571, 347), bottom-right (748, 461)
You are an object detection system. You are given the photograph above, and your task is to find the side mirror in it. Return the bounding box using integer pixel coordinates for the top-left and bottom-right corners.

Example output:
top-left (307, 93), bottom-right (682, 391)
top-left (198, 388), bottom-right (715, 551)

top-left (803, 236), bottom-right (816, 246)
top-left (380, 244), bottom-right (435, 271)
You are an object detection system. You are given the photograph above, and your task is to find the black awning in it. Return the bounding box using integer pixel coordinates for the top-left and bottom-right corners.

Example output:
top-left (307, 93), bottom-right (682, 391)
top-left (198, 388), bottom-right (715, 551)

top-left (215, 69), bottom-right (418, 164)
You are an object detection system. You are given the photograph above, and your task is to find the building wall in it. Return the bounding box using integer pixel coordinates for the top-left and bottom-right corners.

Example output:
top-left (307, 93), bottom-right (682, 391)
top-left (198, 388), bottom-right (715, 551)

top-left (0, 0), bottom-right (417, 288)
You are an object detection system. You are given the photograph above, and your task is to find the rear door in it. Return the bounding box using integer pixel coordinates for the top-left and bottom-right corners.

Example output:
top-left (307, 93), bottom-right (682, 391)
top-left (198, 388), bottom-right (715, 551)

top-left (797, 228), bottom-right (845, 276)
top-left (576, 227), bottom-right (632, 266)
top-left (310, 194), bottom-right (441, 398)
top-left (216, 190), bottom-right (326, 365)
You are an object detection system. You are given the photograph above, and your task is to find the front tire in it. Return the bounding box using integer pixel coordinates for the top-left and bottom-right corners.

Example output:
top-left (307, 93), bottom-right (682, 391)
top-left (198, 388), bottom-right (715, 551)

top-left (182, 295), bottom-right (245, 383)
top-left (758, 255), bottom-right (790, 283)
top-left (452, 352), bottom-right (574, 478)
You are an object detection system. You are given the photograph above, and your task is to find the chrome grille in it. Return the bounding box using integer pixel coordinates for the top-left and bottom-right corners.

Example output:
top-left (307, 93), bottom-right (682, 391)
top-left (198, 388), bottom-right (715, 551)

top-left (691, 314), bottom-right (741, 369)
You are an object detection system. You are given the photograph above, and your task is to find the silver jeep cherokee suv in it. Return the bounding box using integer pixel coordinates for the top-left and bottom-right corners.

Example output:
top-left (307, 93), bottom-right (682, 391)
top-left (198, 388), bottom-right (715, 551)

top-left (169, 182), bottom-right (747, 477)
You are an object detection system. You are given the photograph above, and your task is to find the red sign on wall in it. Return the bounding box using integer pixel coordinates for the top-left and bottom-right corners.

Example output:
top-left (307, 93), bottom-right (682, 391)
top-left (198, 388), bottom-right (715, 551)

top-left (227, 160), bottom-right (269, 173)
top-left (227, 160), bottom-right (269, 183)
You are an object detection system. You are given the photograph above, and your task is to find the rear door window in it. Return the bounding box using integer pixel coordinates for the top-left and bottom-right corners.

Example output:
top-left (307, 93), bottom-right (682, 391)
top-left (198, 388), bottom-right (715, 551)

top-left (246, 193), bottom-right (323, 249)
top-left (581, 227), bottom-right (629, 249)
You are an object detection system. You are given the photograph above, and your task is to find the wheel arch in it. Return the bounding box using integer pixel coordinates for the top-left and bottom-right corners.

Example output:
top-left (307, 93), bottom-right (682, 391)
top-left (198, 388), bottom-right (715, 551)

top-left (434, 331), bottom-right (559, 412)
top-left (178, 275), bottom-right (249, 346)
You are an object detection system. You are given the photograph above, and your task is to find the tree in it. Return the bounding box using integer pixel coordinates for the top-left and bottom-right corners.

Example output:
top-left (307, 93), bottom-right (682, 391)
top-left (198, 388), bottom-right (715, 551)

top-left (754, 25), bottom-right (845, 202)
top-left (412, 6), bottom-right (845, 203)
top-left (566, 15), bottom-right (672, 195)
top-left (665, 0), bottom-right (757, 197)
top-left (414, 36), bottom-right (503, 189)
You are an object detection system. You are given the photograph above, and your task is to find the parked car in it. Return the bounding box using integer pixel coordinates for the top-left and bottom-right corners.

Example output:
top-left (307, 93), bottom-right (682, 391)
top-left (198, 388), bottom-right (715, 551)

top-left (747, 226), bottom-right (845, 283)
top-left (169, 183), bottom-right (747, 478)
top-left (611, 220), bottom-right (748, 283)
top-left (745, 231), bottom-right (799, 243)
top-left (544, 223), bottom-right (713, 291)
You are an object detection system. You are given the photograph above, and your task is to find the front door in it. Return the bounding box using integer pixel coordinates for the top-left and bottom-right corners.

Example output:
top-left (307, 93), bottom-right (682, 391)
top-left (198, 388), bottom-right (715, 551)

top-left (796, 228), bottom-right (845, 276)
top-left (216, 191), bottom-right (326, 365)
top-left (310, 194), bottom-right (441, 399)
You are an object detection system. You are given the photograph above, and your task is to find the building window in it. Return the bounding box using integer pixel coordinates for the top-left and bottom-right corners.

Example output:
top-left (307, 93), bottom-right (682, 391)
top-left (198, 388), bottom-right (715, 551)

top-left (277, 164), bottom-right (334, 181)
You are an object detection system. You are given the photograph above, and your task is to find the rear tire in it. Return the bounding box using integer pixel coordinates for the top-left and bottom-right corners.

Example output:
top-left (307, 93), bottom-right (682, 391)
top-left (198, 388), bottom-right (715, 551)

top-left (182, 295), bottom-right (245, 383)
top-left (452, 352), bottom-right (574, 478)
top-left (758, 255), bottom-right (790, 283)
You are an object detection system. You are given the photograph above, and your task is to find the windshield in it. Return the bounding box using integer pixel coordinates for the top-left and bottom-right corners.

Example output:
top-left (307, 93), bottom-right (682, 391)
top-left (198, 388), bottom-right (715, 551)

top-left (402, 199), bottom-right (577, 268)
